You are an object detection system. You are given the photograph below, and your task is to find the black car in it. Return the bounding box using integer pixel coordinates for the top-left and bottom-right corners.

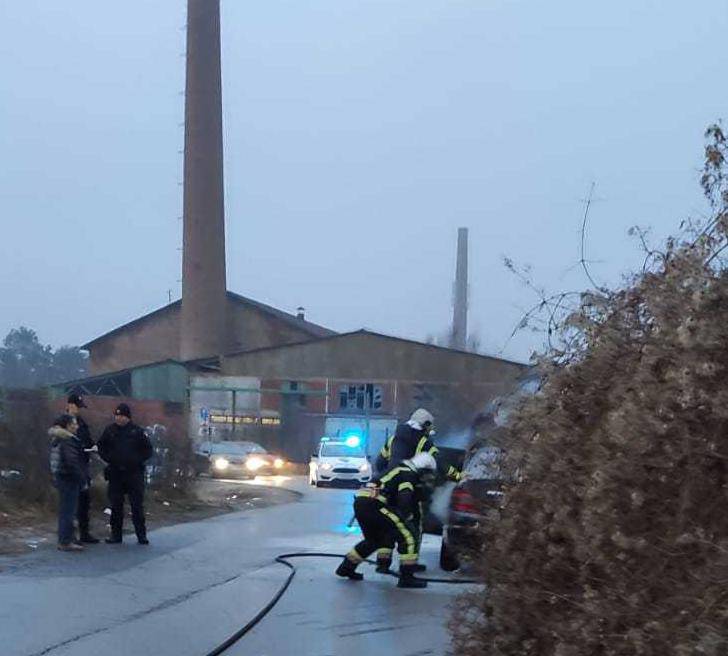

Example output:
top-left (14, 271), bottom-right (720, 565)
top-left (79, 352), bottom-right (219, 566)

top-left (439, 374), bottom-right (540, 570)
top-left (439, 443), bottom-right (506, 571)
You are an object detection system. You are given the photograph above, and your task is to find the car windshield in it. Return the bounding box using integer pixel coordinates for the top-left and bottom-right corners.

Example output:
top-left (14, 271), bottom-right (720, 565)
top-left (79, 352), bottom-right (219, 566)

top-left (464, 446), bottom-right (505, 480)
top-left (321, 443), bottom-right (365, 458)
top-left (209, 442), bottom-right (267, 456)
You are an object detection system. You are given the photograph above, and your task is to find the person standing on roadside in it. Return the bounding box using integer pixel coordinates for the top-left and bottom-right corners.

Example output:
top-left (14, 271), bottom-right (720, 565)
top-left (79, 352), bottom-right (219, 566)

top-left (49, 414), bottom-right (86, 552)
top-left (97, 404), bottom-right (154, 545)
top-left (66, 393), bottom-right (99, 544)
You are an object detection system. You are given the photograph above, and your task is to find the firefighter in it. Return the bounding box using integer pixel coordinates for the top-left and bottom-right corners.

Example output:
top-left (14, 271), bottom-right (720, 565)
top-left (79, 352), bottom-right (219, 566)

top-left (374, 408), bottom-right (461, 571)
top-left (335, 452), bottom-right (438, 589)
top-left (375, 408), bottom-right (461, 482)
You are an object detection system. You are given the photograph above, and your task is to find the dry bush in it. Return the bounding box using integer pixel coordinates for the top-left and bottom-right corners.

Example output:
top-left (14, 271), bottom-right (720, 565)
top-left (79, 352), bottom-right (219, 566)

top-left (0, 389), bottom-right (56, 512)
top-left (144, 422), bottom-right (196, 497)
top-left (451, 125), bottom-right (728, 655)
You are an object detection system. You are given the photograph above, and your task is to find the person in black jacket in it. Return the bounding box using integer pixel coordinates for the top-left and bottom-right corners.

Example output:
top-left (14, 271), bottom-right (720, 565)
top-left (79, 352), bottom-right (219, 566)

top-left (49, 414), bottom-right (86, 552)
top-left (375, 408), bottom-right (461, 482)
top-left (66, 393), bottom-right (99, 544)
top-left (97, 403), bottom-right (154, 545)
top-left (336, 452), bottom-right (438, 589)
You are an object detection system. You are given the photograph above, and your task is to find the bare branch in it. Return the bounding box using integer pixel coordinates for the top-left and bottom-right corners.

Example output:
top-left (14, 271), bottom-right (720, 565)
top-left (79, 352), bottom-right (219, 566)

top-left (579, 182), bottom-right (608, 293)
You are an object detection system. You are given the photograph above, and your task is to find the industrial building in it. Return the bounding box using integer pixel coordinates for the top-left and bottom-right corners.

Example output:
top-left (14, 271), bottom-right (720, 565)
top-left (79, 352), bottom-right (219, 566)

top-left (59, 330), bottom-right (526, 461)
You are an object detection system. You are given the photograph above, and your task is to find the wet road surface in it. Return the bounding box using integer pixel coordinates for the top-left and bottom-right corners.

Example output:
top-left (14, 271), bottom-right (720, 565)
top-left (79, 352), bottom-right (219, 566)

top-left (0, 476), bottom-right (473, 656)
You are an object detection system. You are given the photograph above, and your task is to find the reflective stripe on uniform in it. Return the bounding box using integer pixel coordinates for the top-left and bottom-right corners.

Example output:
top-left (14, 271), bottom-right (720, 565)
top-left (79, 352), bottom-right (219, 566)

top-left (347, 548), bottom-right (364, 564)
top-left (417, 501), bottom-right (424, 552)
top-left (356, 487), bottom-right (387, 504)
top-left (415, 436), bottom-right (439, 458)
top-left (379, 435), bottom-right (395, 460)
top-left (379, 507), bottom-right (417, 560)
top-left (398, 481), bottom-right (414, 493)
top-left (379, 466), bottom-right (407, 485)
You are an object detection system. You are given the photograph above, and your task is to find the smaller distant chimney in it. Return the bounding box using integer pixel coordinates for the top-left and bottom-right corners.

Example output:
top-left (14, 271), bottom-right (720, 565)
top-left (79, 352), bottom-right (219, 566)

top-left (296, 307), bottom-right (306, 321)
top-left (451, 227), bottom-right (469, 350)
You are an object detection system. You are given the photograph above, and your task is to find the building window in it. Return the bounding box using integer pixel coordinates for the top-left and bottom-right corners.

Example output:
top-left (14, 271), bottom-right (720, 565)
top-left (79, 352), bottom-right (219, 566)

top-left (338, 384), bottom-right (382, 411)
top-left (287, 381), bottom-right (307, 408)
top-left (371, 384), bottom-right (382, 409)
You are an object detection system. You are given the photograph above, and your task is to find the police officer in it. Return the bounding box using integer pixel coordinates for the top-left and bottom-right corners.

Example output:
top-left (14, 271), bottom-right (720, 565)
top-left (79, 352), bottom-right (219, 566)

top-left (97, 404), bottom-right (153, 545)
top-left (336, 452), bottom-right (438, 589)
top-left (66, 394), bottom-right (99, 544)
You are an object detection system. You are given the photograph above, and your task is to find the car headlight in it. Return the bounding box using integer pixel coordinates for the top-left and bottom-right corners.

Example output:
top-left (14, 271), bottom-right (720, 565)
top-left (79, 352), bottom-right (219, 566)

top-left (213, 457), bottom-right (229, 471)
top-left (274, 458), bottom-right (284, 469)
top-left (320, 463), bottom-right (333, 471)
top-left (359, 463), bottom-right (370, 473)
top-left (246, 456), bottom-right (265, 471)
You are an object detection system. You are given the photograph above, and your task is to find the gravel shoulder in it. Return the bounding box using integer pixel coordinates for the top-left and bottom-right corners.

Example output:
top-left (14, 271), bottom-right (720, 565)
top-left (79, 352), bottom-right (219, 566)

top-left (0, 476), bottom-right (299, 556)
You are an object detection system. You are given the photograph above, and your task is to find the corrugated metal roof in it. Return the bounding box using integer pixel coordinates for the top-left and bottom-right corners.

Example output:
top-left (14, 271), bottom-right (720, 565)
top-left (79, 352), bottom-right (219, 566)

top-left (225, 329), bottom-right (530, 367)
top-left (226, 291), bottom-right (335, 339)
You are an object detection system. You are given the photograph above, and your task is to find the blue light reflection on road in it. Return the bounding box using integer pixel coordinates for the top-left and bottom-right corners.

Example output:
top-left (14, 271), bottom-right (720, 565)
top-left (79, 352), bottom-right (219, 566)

top-left (332, 523), bottom-right (361, 535)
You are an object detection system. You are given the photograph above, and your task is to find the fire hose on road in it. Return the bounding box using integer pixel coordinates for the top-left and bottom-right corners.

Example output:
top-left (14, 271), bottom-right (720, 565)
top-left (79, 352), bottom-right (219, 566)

top-left (203, 552), bottom-right (479, 656)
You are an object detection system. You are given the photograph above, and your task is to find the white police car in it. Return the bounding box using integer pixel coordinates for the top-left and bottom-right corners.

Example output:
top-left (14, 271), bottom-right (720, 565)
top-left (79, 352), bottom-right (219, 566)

top-left (309, 436), bottom-right (372, 488)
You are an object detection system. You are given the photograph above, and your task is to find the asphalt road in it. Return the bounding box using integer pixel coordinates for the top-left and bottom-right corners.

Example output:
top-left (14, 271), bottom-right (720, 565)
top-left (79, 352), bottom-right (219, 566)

top-left (0, 476), bottom-right (473, 656)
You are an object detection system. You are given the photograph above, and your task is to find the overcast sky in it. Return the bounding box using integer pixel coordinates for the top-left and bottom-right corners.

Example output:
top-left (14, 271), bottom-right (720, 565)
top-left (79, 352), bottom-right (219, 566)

top-left (1, 0), bottom-right (726, 362)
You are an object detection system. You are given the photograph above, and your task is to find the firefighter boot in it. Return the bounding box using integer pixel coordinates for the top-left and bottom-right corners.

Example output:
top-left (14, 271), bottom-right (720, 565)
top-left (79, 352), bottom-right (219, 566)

top-left (397, 564), bottom-right (428, 589)
top-left (412, 563), bottom-right (427, 573)
top-left (336, 557), bottom-right (364, 581)
top-left (375, 556), bottom-right (392, 574)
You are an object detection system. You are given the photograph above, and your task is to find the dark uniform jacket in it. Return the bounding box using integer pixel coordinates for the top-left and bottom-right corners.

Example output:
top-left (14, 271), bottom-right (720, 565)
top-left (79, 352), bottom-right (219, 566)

top-left (74, 415), bottom-right (94, 479)
top-left (375, 422), bottom-right (460, 481)
top-left (370, 463), bottom-right (428, 521)
top-left (97, 423), bottom-right (153, 475)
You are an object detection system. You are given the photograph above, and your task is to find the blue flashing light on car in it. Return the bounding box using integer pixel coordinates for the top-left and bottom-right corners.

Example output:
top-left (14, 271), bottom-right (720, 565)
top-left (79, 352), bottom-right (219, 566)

top-left (344, 435), bottom-right (361, 448)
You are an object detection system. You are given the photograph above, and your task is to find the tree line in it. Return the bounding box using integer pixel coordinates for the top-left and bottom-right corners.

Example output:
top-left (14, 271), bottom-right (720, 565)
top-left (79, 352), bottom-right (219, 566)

top-left (0, 327), bottom-right (88, 389)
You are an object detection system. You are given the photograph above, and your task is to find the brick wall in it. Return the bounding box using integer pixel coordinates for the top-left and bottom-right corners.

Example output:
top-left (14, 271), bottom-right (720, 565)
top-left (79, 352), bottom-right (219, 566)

top-left (50, 395), bottom-right (187, 442)
top-left (88, 307), bottom-right (182, 375)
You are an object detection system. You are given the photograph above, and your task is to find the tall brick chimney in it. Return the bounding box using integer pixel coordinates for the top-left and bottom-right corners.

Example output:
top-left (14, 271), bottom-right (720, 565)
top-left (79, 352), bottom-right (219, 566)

top-left (451, 227), bottom-right (468, 350)
top-left (180, 0), bottom-right (227, 361)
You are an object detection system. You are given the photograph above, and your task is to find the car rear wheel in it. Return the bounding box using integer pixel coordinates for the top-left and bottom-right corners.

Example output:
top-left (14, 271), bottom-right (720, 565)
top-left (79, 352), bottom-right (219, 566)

top-left (439, 538), bottom-right (460, 572)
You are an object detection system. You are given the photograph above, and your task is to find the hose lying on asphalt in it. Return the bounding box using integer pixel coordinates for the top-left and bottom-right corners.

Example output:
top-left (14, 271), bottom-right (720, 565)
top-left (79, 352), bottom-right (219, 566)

top-left (203, 552), bottom-right (479, 656)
